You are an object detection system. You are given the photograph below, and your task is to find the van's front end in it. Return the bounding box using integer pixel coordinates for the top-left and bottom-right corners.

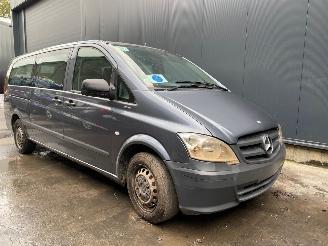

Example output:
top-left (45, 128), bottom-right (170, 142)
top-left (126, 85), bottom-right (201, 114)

top-left (154, 89), bottom-right (286, 215)
top-left (109, 42), bottom-right (286, 221)
top-left (166, 126), bottom-right (285, 215)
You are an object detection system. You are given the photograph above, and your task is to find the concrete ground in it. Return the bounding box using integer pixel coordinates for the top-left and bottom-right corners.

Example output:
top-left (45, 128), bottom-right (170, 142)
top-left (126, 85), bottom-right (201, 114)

top-left (0, 96), bottom-right (327, 246)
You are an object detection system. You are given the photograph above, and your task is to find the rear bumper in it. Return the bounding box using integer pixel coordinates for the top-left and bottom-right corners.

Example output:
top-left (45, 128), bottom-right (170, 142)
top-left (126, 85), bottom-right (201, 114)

top-left (166, 145), bottom-right (285, 215)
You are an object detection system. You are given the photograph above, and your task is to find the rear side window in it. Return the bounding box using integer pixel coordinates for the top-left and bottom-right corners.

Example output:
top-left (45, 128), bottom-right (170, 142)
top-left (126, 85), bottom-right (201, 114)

top-left (72, 47), bottom-right (112, 91)
top-left (9, 56), bottom-right (35, 86)
top-left (34, 49), bottom-right (70, 90)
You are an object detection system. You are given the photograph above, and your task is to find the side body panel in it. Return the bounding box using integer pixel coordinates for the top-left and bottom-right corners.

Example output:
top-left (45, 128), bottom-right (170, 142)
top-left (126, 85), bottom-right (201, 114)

top-left (4, 85), bottom-right (31, 128)
top-left (108, 90), bottom-right (210, 170)
top-left (59, 43), bottom-right (117, 173)
top-left (61, 92), bottom-right (114, 173)
top-left (28, 48), bottom-right (72, 152)
top-left (28, 87), bottom-right (66, 152)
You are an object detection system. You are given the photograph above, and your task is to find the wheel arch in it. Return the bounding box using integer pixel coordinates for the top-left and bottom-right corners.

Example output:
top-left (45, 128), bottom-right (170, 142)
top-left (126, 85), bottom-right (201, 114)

top-left (115, 134), bottom-right (171, 185)
top-left (11, 113), bottom-right (20, 129)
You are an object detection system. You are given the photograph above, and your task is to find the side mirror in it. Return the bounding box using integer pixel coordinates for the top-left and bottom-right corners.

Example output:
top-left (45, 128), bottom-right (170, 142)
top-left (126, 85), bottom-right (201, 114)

top-left (81, 79), bottom-right (111, 99)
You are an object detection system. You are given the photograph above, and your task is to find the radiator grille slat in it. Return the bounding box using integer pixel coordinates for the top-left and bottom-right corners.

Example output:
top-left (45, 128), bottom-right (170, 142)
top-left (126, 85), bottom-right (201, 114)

top-left (241, 146), bottom-right (266, 157)
top-left (237, 128), bottom-right (280, 163)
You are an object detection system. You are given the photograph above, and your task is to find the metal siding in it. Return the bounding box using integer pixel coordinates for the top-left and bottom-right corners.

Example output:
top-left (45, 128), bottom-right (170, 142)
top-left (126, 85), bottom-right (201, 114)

top-left (100, 0), bottom-right (119, 42)
top-left (0, 22), bottom-right (14, 69)
top-left (243, 0), bottom-right (308, 139)
top-left (83, 0), bottom-right (101, 40)
top-left (297, 0), bottom-right (328, 144)
top-left (202, 0), bottom-right (248, 95)
top-left (139, 0), bottom-right (170, 50)
top-left (24, 0), bottom-right (81, 52)
top-left (118, 0), bottom-right (142, 44)
top-left (167, 0), bottom-right (204, 64)
top-left (0, 21), bottom-right (14, 93)
top-left (12, 10), bottom-right (26, 55)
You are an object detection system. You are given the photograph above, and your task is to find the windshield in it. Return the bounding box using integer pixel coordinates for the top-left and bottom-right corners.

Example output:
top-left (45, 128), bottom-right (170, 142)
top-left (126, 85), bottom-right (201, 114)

top-left (112, 44), bottom-right (227, 90)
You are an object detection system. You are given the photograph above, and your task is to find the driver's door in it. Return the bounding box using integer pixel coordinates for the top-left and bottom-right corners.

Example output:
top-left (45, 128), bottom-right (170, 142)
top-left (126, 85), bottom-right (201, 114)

top-left (62, 46), bottom-right (116, 173)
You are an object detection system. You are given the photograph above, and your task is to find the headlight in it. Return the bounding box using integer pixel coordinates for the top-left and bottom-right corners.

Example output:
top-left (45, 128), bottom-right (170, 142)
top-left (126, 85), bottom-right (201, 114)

top-left (278, 125), bottom-right (283, 143)
top-left (178, 133), bottom-right (239, 164)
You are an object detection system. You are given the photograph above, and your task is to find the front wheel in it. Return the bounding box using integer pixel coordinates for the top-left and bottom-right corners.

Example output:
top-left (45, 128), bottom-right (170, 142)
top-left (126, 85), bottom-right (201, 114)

top-left (127, 152), bottom-right (179, 224)
top-left (13, 119), bottom-right (36, 154)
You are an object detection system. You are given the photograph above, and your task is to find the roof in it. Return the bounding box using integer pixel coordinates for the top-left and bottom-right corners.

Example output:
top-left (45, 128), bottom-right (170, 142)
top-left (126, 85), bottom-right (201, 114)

top-left (10, 0), bottom-right (38, 10)
top-left (10, 40), bottom-right (105, 63)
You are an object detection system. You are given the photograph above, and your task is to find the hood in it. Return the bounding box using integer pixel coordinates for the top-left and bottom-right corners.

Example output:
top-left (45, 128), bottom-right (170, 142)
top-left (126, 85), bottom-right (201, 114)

top-left (156, 89), bottom-right (277, 144)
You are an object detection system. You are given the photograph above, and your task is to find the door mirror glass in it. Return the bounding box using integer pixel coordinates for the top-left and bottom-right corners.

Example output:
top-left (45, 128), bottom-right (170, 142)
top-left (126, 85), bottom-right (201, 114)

top-left (81, 79), bottom-right (110, 98)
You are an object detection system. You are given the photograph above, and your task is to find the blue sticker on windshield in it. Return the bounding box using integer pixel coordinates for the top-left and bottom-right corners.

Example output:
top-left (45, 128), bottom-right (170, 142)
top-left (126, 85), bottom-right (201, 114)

top-left (150, 74), bottom-right (168, 84)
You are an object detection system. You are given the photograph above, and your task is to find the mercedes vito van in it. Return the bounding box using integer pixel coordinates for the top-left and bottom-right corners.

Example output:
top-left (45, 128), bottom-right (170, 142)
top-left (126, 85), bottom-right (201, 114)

top-left (4, 40), bottom-right (285, 223)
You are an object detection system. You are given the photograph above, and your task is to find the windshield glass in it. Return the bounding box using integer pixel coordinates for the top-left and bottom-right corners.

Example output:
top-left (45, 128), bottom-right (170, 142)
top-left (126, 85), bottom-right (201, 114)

top-left (112, 44), bottom-right (226, 90)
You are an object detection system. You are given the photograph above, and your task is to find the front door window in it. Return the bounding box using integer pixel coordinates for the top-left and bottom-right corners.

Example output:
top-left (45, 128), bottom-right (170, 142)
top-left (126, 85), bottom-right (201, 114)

top-left (72, 47), bottom-right (112, 91)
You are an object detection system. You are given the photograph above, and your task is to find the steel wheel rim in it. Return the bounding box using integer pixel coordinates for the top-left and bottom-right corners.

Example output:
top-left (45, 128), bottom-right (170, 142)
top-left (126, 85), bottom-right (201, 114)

top-left (15, 126), bottom-right (24, 150)
top-left (133, 165), bottom-right (158, 212)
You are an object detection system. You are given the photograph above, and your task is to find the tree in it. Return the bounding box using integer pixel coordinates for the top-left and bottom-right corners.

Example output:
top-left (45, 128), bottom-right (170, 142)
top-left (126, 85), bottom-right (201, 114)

top-left (0, 0), bottom-right (11, 18)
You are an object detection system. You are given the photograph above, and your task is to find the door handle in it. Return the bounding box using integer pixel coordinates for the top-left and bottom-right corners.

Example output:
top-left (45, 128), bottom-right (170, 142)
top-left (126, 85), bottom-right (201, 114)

top-left (52, 97), bottom-right (62, 104)
top-left (64, 100), bottom-right (76, 107)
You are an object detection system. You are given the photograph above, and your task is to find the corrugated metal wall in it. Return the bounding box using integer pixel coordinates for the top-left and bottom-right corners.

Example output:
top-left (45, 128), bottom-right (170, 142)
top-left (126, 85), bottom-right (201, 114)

top-left (25, 0), bottom-right (81, 51)
top-left (297, 0), bottom-right (328, 146)
top-left (0, 19), bottom-right (14, 93)
top-left (202, 0), bottom-right (248, 95)
top-left (11, 0), bottom-right (328, 149)
top-left (244, 0), bottom-right (308, 140)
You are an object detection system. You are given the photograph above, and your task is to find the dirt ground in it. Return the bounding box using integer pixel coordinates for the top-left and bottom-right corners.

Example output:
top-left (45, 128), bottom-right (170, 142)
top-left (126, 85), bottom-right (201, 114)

top-left (0, 97), bottom-right (327, 246)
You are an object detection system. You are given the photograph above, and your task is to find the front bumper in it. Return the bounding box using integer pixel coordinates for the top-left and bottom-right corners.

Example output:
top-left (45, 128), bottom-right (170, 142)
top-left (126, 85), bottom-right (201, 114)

top-left (166, 145), bottom-right (286, 215)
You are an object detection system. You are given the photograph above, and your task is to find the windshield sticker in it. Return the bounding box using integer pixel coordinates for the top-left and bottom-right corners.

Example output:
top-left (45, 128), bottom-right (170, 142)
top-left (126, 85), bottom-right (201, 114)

top-left (149, 74), bottom-right (168, 84)
top-left (117, 46), bottom-right (129, 52)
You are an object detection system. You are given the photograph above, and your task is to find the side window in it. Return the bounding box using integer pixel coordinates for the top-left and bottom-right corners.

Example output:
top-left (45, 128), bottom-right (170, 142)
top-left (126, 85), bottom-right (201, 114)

top-left (116, 75), bottom-right (134, 103)
top-left (9, 56), bottom-right (35, 86)
top-left (35, 49), bottom-right (69, 90)
top-left (72, 47), bottom-right (112, 91)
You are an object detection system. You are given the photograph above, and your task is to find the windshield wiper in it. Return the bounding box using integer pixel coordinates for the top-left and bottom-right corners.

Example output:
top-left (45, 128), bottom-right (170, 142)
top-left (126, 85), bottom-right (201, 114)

top-left (167, 81), bottom-right (228, 91)
top-left (175, 80), bottom-right (205, 84)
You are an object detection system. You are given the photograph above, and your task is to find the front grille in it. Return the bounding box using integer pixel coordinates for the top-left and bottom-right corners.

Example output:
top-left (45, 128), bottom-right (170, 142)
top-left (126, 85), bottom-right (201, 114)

top-left (237, 170), bottom-right (280, 202)
top-left (237, 128), bottom-right (280, 163)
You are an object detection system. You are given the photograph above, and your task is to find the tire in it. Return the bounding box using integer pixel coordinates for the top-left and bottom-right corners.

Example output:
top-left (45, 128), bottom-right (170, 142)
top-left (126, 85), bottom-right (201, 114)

top-left (127, 152), bottom-right (179, 224)
top-left (13, 119), bottom-right (36, 154)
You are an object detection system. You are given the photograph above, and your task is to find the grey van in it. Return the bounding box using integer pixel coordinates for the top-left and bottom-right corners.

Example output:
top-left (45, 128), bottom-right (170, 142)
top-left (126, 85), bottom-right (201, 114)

top-left (4, 40), bottom-right (285, 224)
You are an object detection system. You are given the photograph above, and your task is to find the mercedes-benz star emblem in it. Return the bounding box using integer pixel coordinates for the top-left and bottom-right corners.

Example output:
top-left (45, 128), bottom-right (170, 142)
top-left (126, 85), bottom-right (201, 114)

top-left (261, 134), bottom-right (273, 155)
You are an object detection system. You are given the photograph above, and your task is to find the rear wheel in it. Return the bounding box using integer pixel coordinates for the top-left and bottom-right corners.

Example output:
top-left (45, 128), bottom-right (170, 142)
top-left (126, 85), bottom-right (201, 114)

top-left (13, 119), bottom-right (36, 154)
top-left (127, 152), bottom-right (179, 224)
